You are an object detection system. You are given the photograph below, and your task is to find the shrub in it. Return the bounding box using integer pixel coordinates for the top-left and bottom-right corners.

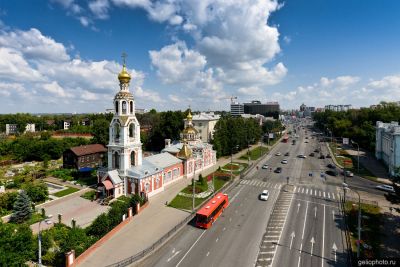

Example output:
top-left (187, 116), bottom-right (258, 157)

top-left (22, 181), bottom-right (49, 203)
top-left (86, 213), bottom-right (110, 239)
top-left (9, 190), bottom-right (33, 224)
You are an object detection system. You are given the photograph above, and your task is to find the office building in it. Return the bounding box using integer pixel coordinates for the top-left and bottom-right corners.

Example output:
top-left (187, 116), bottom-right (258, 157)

top-left (375, 121), bottom-right (400, 177)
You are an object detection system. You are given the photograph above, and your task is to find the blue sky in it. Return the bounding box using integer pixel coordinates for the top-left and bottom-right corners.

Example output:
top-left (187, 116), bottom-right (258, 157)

top-left (1, 0), bottom-right (400, 113)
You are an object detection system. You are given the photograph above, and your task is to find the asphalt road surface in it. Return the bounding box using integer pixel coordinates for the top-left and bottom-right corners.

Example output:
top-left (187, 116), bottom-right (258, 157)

top-left (136, 123), bottom-right (381, 267)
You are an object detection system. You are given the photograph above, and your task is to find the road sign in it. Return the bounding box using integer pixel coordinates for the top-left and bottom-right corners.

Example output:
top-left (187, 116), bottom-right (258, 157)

top-left (343, 138), bottom-right (349, 145)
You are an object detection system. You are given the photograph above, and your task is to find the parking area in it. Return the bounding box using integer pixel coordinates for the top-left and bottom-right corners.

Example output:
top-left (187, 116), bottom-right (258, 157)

top-left (31, 189), bottom-right (109, 233)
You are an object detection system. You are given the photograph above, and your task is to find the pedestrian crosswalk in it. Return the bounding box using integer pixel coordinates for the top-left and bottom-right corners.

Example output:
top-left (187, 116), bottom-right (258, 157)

top-left (239, 179), bottom-right (282, 189)
top-left (294, 186), bottom-right (339, 200)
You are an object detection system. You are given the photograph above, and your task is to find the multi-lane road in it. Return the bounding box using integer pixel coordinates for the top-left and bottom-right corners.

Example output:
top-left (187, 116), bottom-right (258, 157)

top-left (136, 123), bottom-right (383, 267)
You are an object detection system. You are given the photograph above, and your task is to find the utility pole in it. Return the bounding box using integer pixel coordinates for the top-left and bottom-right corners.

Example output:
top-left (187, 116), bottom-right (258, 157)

top-left (192, 166), bottom-right (196, 212)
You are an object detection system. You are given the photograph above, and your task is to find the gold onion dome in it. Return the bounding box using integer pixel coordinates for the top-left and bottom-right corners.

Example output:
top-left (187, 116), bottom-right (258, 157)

top-left (118, 64), bottom-right (131, 84)
top-left (183, 126), bottom-right (197, 134)
top-left (187, 110), bottom-right (193, 120)
top-left (178, 140), bottom-right (192, 159)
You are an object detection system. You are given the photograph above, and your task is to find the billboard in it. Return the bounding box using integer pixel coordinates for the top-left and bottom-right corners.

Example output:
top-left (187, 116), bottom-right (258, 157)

top-left (269, 133), bottom-right (274, 139)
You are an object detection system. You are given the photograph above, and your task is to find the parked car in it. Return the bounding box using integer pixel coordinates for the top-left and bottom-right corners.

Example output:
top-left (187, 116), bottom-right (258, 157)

top-left (284, 152), bottom-right (290, 156)
top-left (309, 153), bottom-right (315, 157)
top-left (319, 155), bottom-right (325, 159)
top-left (326, 154), bottom-right (331, 158)
top-left (259, 190), bottom-right (270, 201)
top-left (275, 152), bottom-right (281, 156)
top-left (297, 154), bottom-right (307, 158)
top-left (314, 149), bottom-right (319, 153)
top-left (262, 164), bottom-right (269, 169)
top-left (325, 170), bottom-right (338, 176)
top-left (281, 159), bottom-right (288, 164)
top-left (274, 167), bottom-right (282, 173)
top-left (305, 141), bottom-right (309, 143)
top-left (327, 163), bottom-right (336, 169)
top-left (375, 185), bottom-right (395, 193)
top-left (341, 170), bottom-right (354, 177)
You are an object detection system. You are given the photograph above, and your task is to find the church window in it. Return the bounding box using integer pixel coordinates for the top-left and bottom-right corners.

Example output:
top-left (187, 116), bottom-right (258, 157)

top-left (130, 101), bottom-right (133, 114)
top-left (115, 101), bottom-right (119, 113)
top-left (114, 124), bottom-right (120, 142)
top-left (122, 101), bottom-right (127, 114)
top-left (113, 152), bottom-right (120, 169)
top-left (145, 182), bottom-right (150, 192)
top-left (130, 151), bottom-right (135, 166)
top-left (129, 124), bottom-right (135, 138)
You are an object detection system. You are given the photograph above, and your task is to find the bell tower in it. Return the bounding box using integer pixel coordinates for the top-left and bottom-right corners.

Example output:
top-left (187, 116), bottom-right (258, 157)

top-left (107, 54), bottom-right (142, 174)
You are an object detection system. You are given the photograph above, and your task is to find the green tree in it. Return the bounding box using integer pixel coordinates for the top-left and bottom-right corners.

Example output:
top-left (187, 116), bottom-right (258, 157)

top-left (23, 182), bottom-right (49, 203)
top-left (0, 221), bottom-right (35, 265)
top-left (86, 213), bottom-right (110, 238)
top-left (92, 119), bottom-right (110, 145)
top-left (198, 174), bottom-right (206, 187)
top-left (9, 190), bottom-right (33, 223)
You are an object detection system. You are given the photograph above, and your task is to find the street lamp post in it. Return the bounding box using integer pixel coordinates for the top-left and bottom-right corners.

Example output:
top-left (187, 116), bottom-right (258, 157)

top-left (352, 140), bottom-right (360, 174)
top-left (343, 184), bottom-right (361, 258)
top-left (192, 165), bottom-right (196, 212)
top-left (38, 214), bottom-right (53, 266)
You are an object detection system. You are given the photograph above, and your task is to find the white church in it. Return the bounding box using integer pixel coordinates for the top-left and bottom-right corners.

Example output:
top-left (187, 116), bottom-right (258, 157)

top-left (97, 60), bottom-right (216, 200)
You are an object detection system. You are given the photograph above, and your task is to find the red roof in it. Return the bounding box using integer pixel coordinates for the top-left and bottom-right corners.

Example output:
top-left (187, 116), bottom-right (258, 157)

top-left (197, 193), bottom-right (228, 217)
top-left (102, 180), bottom-right (114, 190)
top-left (69, 144), bottom-right (107, 156)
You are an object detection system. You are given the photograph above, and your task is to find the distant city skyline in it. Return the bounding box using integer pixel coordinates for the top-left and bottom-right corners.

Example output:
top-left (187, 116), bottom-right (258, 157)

top-left (1, 0), bottom-right (400, 113)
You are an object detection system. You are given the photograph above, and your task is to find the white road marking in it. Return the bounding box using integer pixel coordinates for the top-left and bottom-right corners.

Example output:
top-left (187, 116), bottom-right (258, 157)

top-left (332, 193), bottom-right (335, 200)
top-left (290, 232), bottom-right (295, 250)
top-left (175, 230), bottom-right (206, 267)
top-left (297, 203), bottom-right (301, 213)
top-left (223, 227), bottom-right (226, 231)
top-left (229, 185), bottom-right (245, 204)
top-left (322, 204), bottom-right (326, 267)
top-left (332, 243), bottom-right (337, 262)
top-left (332, 210), bottom-right (335, 220)
top-left (327, 192), bottom-right (331, 199)
top-left (301, 188), bottom-right (304, 194)
top-left (167, 250), bottom-right (181, 262)
top-left (206, 251), bottom-right (210, 257)
top-left (314, 190), bottom-right (317, 196)
top-left (314, 206), bottom-right (317, 218)
top-left (298, 243), bottom-right (303, 267)
top-left (319, 191), bottom-right (321, 197)
top-left (302, 201), bottom-right (309, 239)
top-left (216, 238), bottom-right (219, 242)
top-left (297, 187), bottom-right (300, 193)
top-left (310, 237), bottom-right (315, 256)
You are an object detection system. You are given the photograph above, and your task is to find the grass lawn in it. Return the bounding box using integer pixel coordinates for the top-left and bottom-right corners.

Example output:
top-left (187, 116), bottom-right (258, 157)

top-left (80, 190), bottom-right (96, 201)
top-left (26, 212), bottom-right (46, 225)
top-left (329, 143), bottom-right (377, 181)
top-left (168, 195), bottom-right (207, 210)
top-left (213, 177), bottom-right (228, 191)
top-left (221, 162), bottom-right (248, 175)
top-left (182, 181), bottom-right (208, 194)
top-left (240, 146), bottom-right (268, 160)
top-left (53, 186), bottom-right (80, 197)
top-left (345, 201), bottom-right (382, 259)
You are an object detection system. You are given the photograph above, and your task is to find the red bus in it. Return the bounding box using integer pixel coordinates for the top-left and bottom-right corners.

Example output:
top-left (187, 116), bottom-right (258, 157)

top-left (195, 193), bottom-right (229, 229)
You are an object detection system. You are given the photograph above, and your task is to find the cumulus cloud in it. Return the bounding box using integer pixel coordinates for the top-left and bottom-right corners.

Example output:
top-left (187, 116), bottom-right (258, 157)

top-left (0, 26), bottom-right (158, 112)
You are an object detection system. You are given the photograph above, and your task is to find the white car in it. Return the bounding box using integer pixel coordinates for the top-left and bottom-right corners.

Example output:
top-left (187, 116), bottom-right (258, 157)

top-left (281, 159), bottom-right (288, 164)
top-left (275, 152), bottom-right (281, 156)
top-left (262, 164), bottom-right (269, 169)
top-left (298, 154), bottom-right (307, 158)
top-left (259, 190), bottom-right (269, 201)
top-left (375, 185), bottom-right (395, 193)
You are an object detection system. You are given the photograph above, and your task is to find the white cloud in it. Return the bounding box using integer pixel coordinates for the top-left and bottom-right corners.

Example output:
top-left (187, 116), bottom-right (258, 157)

top-left (320, 75), bottom-right (360, 89)
top-left (89, 0), bottom-right (110, 19)
top-left (237, 86), bottom-right (264, 96)
top-left (0, 26), bottom-right (149, 112)
top-left (168, 94), bottom-right (180, 102)
top-left (367, 75), bottom-right (400, 89)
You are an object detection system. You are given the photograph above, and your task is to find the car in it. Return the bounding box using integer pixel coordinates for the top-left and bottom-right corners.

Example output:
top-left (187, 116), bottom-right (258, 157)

top-left (314, 149), bottom-right (319, 153)
top-left (284, 152), bottom-right (290, 156)
top-left (274, 167), bottom-right (282, 173)
top-left (319, 155), bottom-right (325, 159)
top-left (327, 163), bottom-right (336, 169)
top-left (305, 136), bottom-right (308, 139)
top-left (341, 170), bottom-right (354, 177)
top-left (326, 154), bottom-right (332, 158)
top-left (325, 170), bottom-right (338, 176)
top-left (297, 154), bottom-right (307, 158)
top-left (281, 159), bottom-right (288, 164)
top-left (260, 190), bottom-right (269, 201)
top-left (305, 141), bottom-right (309, 143)
top-left (275, 152), bottom-right (281, 156)
top-left (375, 185), bottom-right (395, 193)
top-left (309, 152), bottom-right (315, 157)
top-left (262, 164), bottom-right (269, 169)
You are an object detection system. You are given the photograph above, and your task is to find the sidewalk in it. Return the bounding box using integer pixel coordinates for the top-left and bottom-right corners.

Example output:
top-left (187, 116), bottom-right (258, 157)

top-left (77, 144), bottom-right (269, 266)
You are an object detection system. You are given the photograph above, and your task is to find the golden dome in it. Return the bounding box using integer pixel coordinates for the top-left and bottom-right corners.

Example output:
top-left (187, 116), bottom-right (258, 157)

top-left (182, 126), bottom-right (197, 134)
top-left (118, 64), bottom-right (131, 84)
top-left (187, 110), bottom-right (192, 120)
top-left (178, 141), bottom-right (192, 159)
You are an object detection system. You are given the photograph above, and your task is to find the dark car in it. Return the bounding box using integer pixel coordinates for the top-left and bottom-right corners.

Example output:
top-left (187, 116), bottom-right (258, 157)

top-left (319, 155), bottom-right (325, 159)
top-left (314, 149), bottom-right (319, 153)
top-left (274, 167), bottom-right (282, 173)
top-left (326, 154), bottom-right (332, 158)
top-left (284, 152), bottom-right (290, 156)
top-left (309, 152), bottom-right (315, 157)
top-left (326, 170), bottom-right (338, 176)
top-left (327, 163), bottom-right (336, 169)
